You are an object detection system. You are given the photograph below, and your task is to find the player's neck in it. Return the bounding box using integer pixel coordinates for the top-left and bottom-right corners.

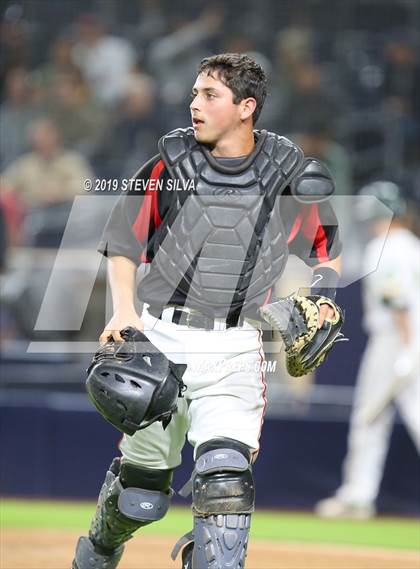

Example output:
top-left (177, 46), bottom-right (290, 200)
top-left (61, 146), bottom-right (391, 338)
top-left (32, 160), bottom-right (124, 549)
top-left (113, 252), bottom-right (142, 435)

top-left (210, 126), bottom-right (255, 158)
top-left (388, 220), bottom-right (407, 233)
top-left (372, 219), bottom-right (406, 236)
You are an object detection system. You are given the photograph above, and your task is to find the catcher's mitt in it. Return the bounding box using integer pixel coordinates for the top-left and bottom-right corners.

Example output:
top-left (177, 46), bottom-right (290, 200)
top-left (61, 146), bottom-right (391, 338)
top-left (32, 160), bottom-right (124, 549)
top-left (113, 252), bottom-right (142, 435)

top-left (260, 294), bottom-right (347, 377)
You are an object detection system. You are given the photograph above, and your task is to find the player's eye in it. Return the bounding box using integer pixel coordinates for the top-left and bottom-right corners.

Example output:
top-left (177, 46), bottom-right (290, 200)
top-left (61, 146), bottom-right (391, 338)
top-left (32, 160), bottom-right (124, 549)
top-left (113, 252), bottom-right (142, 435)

top-left (190, 92), bottom-right (197, 99)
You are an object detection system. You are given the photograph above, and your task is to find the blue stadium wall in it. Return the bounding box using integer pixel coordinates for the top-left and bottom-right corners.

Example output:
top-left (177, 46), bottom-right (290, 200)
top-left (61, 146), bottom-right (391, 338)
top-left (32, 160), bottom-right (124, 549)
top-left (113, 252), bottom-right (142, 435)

top-left (1, 400), bottom-right (419, 515)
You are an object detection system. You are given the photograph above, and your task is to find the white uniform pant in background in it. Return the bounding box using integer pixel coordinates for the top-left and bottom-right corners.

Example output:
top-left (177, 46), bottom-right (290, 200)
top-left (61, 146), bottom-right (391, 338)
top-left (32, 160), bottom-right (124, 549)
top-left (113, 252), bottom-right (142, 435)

top-left (337, 333), bottom-right (420, 506)
top-left (119, 306), bottom-right (267, 470)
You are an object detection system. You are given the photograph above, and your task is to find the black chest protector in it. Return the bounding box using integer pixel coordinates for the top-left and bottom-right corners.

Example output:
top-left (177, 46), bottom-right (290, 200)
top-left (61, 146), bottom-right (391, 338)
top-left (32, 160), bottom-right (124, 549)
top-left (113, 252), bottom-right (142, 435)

top-left (154, 127), bottom-right (304, 316)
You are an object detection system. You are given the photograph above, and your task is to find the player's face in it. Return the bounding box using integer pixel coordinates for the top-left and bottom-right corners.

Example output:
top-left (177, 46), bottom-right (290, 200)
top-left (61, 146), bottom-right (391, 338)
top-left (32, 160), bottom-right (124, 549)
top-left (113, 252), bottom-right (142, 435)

top-left (190, 72), bottom-right (243, 145)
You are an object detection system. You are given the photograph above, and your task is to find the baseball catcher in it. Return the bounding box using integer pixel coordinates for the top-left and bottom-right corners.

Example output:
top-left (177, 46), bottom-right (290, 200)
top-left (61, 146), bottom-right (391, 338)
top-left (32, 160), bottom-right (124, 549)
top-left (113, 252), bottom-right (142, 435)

top-left (72, 53), bottom-right (343, 569)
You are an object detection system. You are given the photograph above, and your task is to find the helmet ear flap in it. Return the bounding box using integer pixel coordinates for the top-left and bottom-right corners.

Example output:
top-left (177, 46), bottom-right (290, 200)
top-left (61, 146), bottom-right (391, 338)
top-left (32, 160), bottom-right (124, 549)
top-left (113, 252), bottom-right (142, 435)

top-left (86, 332), bottom-right (187, 436)
top-left (161, 413), bottom-right (173, 430)
top-left (170, 363), bottom-right (188, 382)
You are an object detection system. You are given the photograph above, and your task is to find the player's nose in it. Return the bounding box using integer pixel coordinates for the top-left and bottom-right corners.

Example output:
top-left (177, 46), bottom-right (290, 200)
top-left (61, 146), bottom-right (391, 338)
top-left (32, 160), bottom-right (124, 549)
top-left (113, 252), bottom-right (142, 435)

top-left (190, 94), bottom-right (200, 111)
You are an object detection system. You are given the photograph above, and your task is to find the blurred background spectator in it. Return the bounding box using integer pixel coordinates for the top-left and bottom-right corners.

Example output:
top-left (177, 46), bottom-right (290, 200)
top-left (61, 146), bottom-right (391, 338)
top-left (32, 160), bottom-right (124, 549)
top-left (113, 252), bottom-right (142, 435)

top-left (0, 66), bottom-right (43, 169)
top-left (382, 33), bottom-right (420, 168)
top-left (147, 5), bottom-right (225, 128)
top-left (279, 61), bottom-right (342, 135)
top-left (92, 68), bottom-right (160, 178)
top-left (0, 6), bottom-right (31, 92)
top-left (1, 116), bottom-right (93, 253)
top-left (30, 35), bottom-right (80, 100)
top-left (47, 70), bottom-right (105, 156)
top-left (71, 13), bottom-right (137, 106)
top-left (1, 116), bottom-right (92, 210)
top-left (293, 117), bottom-right (353, 197)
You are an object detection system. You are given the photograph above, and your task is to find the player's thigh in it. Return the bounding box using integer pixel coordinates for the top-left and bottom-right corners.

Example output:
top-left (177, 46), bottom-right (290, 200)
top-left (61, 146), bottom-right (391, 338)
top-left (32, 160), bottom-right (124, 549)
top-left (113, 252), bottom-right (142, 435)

top-left (354, 334), bottom-right (398, 408)
top-left (396, 374), bottom-right (420, 449)
top-left (187, 371), bottom-right (266, 457)
top-left (119, 397), bottom-right (189, 470)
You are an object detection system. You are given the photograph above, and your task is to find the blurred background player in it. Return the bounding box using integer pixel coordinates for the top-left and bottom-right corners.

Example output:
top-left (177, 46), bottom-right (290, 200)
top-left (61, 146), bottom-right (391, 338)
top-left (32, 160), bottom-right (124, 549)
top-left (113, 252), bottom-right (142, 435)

top-left (316, 181), bottom-right (419, 519)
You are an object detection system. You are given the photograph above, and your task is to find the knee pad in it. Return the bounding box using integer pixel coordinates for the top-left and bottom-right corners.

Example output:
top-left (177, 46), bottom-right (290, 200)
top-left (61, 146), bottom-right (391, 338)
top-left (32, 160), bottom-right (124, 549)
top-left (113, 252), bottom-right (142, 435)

top-left (120, 460), bottom-right (173, 492)
top-left (172, 439), bottom-right (254, 568)
top-left (89, 458), bottom-right (173, 554)
top-left (192, 438), bottom-right (255, 516)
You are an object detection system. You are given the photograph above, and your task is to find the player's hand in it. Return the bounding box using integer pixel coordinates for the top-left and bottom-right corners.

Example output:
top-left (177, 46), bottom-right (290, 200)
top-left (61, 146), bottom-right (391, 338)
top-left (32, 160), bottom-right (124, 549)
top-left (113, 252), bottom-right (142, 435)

top-left (318, 303), bottom-right (336, 329)
top-left (100, 308), bottom-right (144, 345)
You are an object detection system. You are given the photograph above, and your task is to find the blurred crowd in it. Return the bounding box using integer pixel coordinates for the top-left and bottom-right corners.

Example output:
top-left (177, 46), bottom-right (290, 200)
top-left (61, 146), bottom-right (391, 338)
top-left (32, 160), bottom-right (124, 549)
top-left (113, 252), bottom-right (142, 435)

top-left (0, 0), bottom-right (419, 343)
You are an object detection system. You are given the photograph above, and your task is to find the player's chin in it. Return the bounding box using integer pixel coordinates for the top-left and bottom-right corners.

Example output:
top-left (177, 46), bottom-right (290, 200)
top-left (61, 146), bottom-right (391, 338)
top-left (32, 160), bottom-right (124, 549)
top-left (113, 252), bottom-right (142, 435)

top-left (193, 128), bottom-right (213, 144)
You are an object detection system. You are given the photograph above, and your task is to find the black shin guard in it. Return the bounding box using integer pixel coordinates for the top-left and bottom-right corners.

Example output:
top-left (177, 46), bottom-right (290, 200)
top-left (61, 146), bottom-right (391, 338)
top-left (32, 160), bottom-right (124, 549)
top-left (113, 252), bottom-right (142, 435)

top-left (173, 438), bottom-right (254, 569)
top-left (74, 458), bottom-right (173, 568)
top-left (90, 458), bottom-right (173, 553)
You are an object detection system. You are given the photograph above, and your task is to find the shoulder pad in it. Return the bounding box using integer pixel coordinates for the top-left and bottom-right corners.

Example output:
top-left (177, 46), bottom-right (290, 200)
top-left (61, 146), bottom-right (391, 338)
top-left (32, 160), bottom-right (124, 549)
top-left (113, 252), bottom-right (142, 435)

top-left (290, 158), bottom-right (335, 203)
top-left (158, 127), bottom-right (196, 166)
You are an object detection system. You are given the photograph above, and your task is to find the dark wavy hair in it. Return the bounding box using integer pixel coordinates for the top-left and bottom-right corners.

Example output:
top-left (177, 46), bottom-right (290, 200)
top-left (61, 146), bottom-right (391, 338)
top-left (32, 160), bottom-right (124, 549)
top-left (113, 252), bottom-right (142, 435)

top-left (198, 53), bottom-right (267, 124)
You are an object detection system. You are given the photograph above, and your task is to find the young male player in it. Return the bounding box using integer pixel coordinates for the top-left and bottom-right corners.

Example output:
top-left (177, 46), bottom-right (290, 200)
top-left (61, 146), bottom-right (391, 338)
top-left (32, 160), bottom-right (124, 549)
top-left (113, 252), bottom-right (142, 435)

top-left (73, 53), bottom-right (342, 569)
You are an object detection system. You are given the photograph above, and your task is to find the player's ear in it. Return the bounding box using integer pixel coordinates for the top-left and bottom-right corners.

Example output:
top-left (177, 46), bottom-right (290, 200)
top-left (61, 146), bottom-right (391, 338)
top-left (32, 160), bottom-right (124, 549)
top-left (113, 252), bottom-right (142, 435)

top-left (240, 97), bottom-right (257, 121)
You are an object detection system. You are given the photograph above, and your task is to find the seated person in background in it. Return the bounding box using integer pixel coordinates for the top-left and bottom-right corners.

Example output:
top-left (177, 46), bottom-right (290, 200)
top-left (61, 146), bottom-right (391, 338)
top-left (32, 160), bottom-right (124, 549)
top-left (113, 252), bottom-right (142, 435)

top-left (1, 116), bottom-right (92, 211)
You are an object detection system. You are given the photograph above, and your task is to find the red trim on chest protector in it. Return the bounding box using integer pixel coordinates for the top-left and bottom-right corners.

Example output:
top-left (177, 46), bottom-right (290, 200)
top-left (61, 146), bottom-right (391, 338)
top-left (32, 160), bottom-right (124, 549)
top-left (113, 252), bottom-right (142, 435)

top-left (287, 212), bottom-right (303, 244)
top-left (131, 159), bottom-right (165, 262)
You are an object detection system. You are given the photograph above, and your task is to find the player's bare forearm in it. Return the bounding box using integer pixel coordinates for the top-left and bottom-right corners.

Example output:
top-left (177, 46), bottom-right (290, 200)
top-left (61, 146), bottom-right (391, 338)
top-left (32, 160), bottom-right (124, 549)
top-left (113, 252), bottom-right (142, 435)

top-left (311, 255), bottom-right (342, 326)
top-left (100, 256), bottom-right (144, 343)
top-left (107, 255), bottom-right (137, 312)
top-left (393, 308), bottom-right (411, 346)
top-left (391, 308), bottom-right (417, 379)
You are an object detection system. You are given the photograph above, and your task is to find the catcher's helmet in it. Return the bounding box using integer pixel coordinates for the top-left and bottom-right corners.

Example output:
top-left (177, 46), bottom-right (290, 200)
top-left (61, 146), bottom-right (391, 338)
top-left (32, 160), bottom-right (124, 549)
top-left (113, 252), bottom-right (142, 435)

top-left (356, 181), bottom-right (406, 221)
top-left (86, 327), bottom-right (187, 435)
